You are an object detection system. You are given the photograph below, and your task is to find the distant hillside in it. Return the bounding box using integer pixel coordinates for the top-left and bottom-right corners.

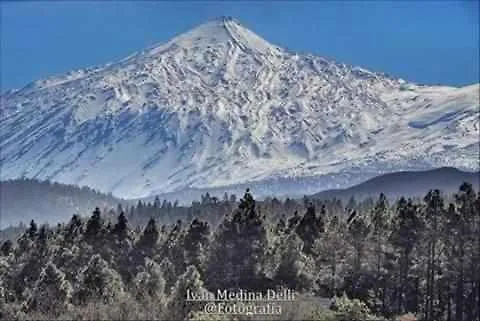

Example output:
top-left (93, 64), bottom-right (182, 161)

top-left (312, 167), bottom-right (479, 201)
top-left (0, 179), bottom-right (123, 228)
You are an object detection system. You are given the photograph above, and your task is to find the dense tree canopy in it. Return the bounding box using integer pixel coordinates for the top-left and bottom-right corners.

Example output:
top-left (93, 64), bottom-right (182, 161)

top-left (0, 184), bottom-right (479, 321)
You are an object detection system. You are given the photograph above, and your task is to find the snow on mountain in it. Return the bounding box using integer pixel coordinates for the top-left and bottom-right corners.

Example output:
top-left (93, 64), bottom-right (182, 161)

top-left (1, 17), bottom-right (479, 199)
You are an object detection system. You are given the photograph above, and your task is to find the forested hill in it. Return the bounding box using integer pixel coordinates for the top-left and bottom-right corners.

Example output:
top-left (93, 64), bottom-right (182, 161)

top-left (0, 179), bottom-right (122, 228)
top-left (313, 167), bottom-right (480, 201)
top-left (0, 183), bottom-right (478, 321)
top-left (1, 168), bottom-right (478, 229)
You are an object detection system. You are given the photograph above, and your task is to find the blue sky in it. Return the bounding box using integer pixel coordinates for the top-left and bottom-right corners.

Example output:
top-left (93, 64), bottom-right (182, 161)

top-left (1, 1), bottom-right (478, 90)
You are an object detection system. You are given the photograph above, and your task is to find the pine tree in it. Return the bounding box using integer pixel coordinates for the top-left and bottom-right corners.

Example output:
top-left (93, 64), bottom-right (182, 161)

top-left (274, 233), bottom-right (315, 290)
top-left (37, 225), bottom-right (49, 253)
top-left (27, 220), bottom-right (37, 239)
top-left (74, 254), bottom-right (124, 304)
top-left (159, 257), bottom-right (177, 295)
top-left (443, 202), bottom-right (461, 321)
top-left (389, 197), bottom-right (422, 314)
top-left (423, 189), bottom-right (444, 321)
top-left (348, 212), bottom-right (370, 273)
top-left (126, 218), bottom-right (160, 279)
top-left (28, 262), bottom-right (72, 315)
top-left (132, 258), bottom-right (165, 302)
top-left (166, 265), bottom-right (210, 321)
top-left (138, 218), bottom-right (159, 249)
top-left (158, 199), bottom-right (166, 210)
top-left (451, 182), bottom-right (478, 321)
top-left (112, 211), bottom-right (128, 238)
top-left (85, 207), bottom-right (103, 239)
top-left (0, 241), bottom-right (13, 256)
top-left (0, 282), bottom-right (8, 320)
top-left (154, 196), bottom-right (161, 208)
top-left (64, 214), bottom-right (83, 243)
top-left (475, 190), bottom-right (480, 321)
top-left (13, 227), bottom-right (51, 300)
top-left (161, 220), bottom-right (186, 277)
top-left (287, 211), bottom-right (301, 232)
top-left (296, 203), bottom-right (324, 254)
top-left (206, 189), bottom-right (270, 290)
top-left (369, 193), bottom-right (390, 312)
top-left (184, 218), bottom-right (210, 276)
top-left (275, 217), bottom-right (287, 234)
top-left (314, 215), bottom-right (347, 298)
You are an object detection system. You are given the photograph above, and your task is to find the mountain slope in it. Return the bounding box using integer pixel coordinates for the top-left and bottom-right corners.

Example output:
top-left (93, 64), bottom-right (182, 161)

top-left (312, 167), bottom-right (480, 201)
top-left (1, 17), bottom-right (479, 198)
top-left (0, 179), bottom-right (122, 228)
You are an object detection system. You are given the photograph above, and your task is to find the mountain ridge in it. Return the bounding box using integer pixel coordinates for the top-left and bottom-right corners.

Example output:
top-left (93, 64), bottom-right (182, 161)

top-left (1, 167), bottom-right (477, 229)
top-left (312, 167), bottom-right (480, 201)
top-left (1, 18), bottom-right (479, 198)
top-left (0, 178), bottom-right (122, 229)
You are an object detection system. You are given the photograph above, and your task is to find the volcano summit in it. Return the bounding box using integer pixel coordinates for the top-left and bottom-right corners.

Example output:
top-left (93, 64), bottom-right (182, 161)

top-left (1, 17), bottom-right (479, 198)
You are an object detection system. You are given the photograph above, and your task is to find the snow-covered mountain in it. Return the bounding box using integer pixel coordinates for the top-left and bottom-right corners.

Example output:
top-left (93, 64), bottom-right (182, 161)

top-left (1, 17), bottom-right (479, 199)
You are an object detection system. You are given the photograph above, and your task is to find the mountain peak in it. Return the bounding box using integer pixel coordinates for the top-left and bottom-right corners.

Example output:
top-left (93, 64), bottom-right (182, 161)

top-left (211, 15), bottom-right (237, 23)
top-left (147, 16), bottom-right (281, 57)
top-left (2, 16), bottom-right (478, 199)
